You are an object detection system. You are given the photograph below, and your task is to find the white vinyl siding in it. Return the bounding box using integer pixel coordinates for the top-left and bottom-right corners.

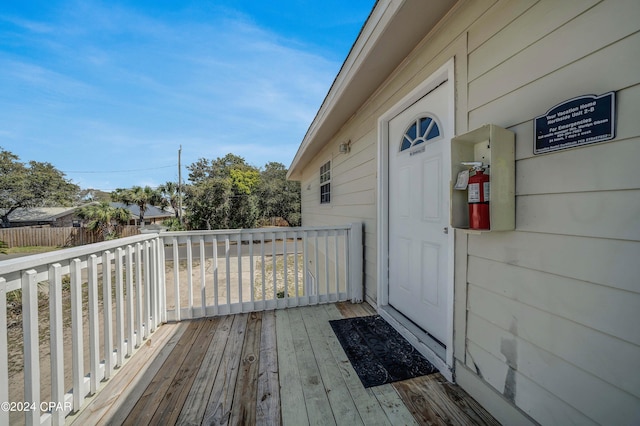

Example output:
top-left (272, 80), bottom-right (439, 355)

top-left (296, 1), bottom-right (640, 424)
top-left (300, 128), bottom-right (378, 304)
top-left (461, 0), bottom-right (640, 424)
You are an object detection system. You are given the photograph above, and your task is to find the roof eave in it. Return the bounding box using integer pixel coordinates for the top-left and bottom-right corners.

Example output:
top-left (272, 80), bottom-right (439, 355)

top-left (287, 0), bottom-right (458, 181)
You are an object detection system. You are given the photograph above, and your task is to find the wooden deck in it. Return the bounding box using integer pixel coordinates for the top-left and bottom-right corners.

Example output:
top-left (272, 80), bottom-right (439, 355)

top-left (69, 303), bottom-right (499, 425)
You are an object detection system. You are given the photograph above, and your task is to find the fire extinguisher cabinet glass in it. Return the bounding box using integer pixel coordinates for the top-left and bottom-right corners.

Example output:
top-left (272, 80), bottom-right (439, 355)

top-left (450, 124), bottom-right (515, 232)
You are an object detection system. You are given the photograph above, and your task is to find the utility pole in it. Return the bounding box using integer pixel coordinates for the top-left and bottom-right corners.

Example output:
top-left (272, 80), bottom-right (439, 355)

top-left (178, 145), bottom-right (183, 225)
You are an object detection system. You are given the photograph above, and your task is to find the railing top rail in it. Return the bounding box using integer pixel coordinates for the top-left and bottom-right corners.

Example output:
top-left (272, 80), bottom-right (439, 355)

top-left (160, 224), bottom-right (353, 239)
top-left (0, 233), bottom-right (161, 275)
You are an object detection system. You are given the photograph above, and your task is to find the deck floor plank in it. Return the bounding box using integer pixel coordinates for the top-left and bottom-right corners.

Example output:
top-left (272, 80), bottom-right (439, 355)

top-left (393, 375), bottom-right (502, 426)
top-left (201, 313), bottom-right (247, 425)
top-left (68, 321), bottom-right (186, 426)
top-left (302, 305), bottom-right (364, 426)
top-left (370, 384), bottom-right (419, 426)
top-left (151, 317), bottom-right (220, 425)
top-left (322, 304), bottom-right (394, 426)
top-left (256, 310), bottom-right (280, 425)
top-left (276, 309), bottom-right (309, 426)
top-left (229, 311), bottom-right (263, 425)
top-left (75, 302), bottom-right (500, 426)
top-left (176, 314), bottom-right (235, 426)
top-left (122, 319), bottom-right (207, 425)
top-left (335, 301), bottom-right (376, 318)
top-left (288, 307), bottom-right (336, 425)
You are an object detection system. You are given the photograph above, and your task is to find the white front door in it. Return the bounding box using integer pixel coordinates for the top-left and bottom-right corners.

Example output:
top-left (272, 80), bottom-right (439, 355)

top-left (388, 81), bottom-right (450, 345)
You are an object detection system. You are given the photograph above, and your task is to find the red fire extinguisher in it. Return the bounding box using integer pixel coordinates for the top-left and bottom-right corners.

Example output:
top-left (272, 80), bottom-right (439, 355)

top-left (466, 163), bottom-right (490, 230)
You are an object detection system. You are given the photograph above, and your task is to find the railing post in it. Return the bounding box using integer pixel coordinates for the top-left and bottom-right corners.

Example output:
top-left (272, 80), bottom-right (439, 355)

top-left (225, 235), bottom-right (231, 307)
top-left (199, 236), bottom-right (206, 317)
top-left (158, 237), bottom-right (167, 323)
top-left (126, 245), bottom-right (135, 354)
top-left (0, 278), bottom-right (8, 426)
top-left (49, 264), bottom-right (65, 426)
top-left (186, 237), bottom-right (193, 318)
top-left (150, 239), bottom-right (157, 331)
top-left (144, 241), bottom-right (151, 337)
top-left (172, 237), bottom-right (180, 322)
top-left (302, 231), bottom-right (308, 297)
top-left (115, 247), bottom-right (125, 366)
top-left (212, 235), bottom-right (219, 315)
top-left (88, 255), bottom-right (100, 394)
top-left (283, 234), bottom-right (288, 301)
top-left (135, 243), bottom-right (143, 345)
top-left (349, 222), bottom-right (364, 303)
top-left (237, 233), bottom-right (243, 307)
top-left (70, 258), bottom-right (84, 411)
top-left (102, 251), bottom-right (114, 379)
top-left (22, 269), bottom-right (39, 426)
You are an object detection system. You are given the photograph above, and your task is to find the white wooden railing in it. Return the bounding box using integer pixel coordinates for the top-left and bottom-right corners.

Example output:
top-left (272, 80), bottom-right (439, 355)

top-left (0, 223), bottom-right (362, 425)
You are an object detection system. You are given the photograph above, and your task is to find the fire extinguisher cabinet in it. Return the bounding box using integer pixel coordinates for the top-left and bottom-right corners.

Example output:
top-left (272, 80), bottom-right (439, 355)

top-left (450, 124), bottom-right (515, 232)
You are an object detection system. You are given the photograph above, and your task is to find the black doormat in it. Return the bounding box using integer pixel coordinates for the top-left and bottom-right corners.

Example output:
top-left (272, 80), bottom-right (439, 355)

top-left (329, 315), bottom-right (438, 388)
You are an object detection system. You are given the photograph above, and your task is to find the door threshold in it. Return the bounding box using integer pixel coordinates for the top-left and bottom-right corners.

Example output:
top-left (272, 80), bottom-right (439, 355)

top-left (379, 305), bottom-right (452, 381)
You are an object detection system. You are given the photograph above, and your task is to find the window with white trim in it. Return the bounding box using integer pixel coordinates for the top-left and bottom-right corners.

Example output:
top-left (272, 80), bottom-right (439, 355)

top-left (320, 160), bottom-right (331, 204)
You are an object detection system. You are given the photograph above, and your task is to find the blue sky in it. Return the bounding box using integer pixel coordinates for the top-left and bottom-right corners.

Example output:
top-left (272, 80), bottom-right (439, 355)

top-left (0, 0), bottom-right (374, 191)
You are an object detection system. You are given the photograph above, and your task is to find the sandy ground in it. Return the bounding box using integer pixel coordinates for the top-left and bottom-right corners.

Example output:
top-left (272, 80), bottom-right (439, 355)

top-left (164, 253), bottom-right (304, 311)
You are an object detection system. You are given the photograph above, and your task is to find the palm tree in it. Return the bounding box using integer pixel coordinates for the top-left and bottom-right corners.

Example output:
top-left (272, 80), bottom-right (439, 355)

top-left (77, 202), bottom-right (131, 240)
top-left (158, 181), bottom-right (181, 218)
top-left (112, 185), bottom-right (162, 224)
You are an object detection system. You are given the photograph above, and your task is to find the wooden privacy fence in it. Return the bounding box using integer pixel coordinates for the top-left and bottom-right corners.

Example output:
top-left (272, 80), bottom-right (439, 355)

top-left (0, 226), bottom-right (140, 248)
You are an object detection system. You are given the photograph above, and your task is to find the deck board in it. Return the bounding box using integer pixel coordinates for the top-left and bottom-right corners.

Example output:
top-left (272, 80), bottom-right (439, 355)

top-left (256, 310), bottom-right (280, 425)
top-left (71, 302), bottom-right (500, 425)
top-left (275, 309), bottom-right (309, 425)
top-left (288, 307), bottom-right (335, 425)
top-left (68, 321), bottom-right (186, 426)
top-left (323, 304), bottom-right (396, 426)
top-left (229, 311), bottom-right (262, 425)
top-left (176, 314), bottom-right (234, 425)
top-left (202, 313), bottom-right (247, 425)
top-left (302, 305), bottom-right (363, 426)
top-left (152, 318), bottom-right (219, 425)
top-left (123, 319), bottom-right (207, 425)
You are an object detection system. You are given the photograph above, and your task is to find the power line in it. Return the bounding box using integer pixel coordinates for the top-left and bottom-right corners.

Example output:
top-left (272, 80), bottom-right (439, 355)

top-left (63, 164), bottom-right (177, 174)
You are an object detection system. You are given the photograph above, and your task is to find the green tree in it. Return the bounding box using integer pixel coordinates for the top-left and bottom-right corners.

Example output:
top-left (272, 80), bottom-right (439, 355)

top-left (161, 217), bottom-right (185, 231)
top-left (0, 147), bottom-right (80, 227)
top-left (188, 153), bottom-right (250, 184)
top-left (77, 202), bottom-right (131, 240)
top-left (185, 177), bottom-right (232, 230)
top-left (185, 154), bottom-right (261, 229)
top-left (111, 185), bottom-right (163, 224)
top-left (228, 167), bottom-right (260, 228)
top-left (257, 162), bottom-right (301, 226)
top-left (158, 181), bottom-right (181, 218)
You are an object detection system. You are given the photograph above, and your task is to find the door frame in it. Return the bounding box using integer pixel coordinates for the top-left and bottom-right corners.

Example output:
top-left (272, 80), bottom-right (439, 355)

top-left (376, 58), bottom-right (455, 380)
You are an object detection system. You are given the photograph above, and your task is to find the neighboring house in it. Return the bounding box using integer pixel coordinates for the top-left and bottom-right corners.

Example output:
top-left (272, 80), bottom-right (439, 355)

top-left (288, 1), bottom-right (640, 425)
top-left (110, 202), bottom-right (174, 226)
top-left (2, 207), bottom-right (82, 227)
